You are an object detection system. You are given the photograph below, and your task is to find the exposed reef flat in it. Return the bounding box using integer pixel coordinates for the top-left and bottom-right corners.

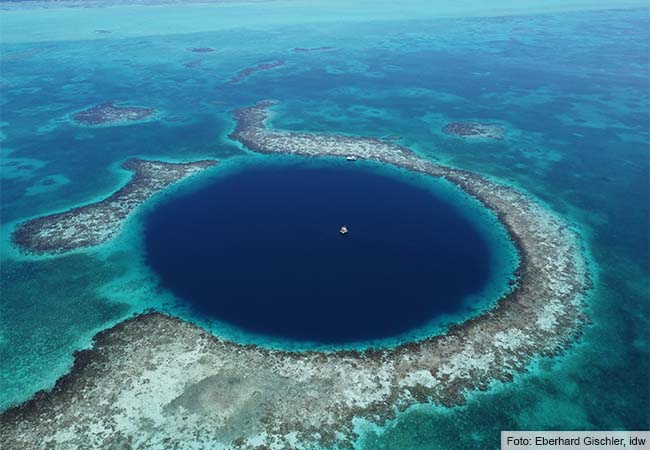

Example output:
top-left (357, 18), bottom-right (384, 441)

top-left (71, 102), bottom-right (157, 127)
top-left (12, 159), bottom-right (216, 254)
top-left (0, 102), bottom-right (591, 450)
top-left (229, 60), bottom-right (285, 84)
top-left (443, 122), bottom-right (505, 140)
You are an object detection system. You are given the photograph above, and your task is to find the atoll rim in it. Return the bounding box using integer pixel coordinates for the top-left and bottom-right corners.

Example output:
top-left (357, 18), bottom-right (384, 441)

top-left (0, 100), bottom-right (592, 450)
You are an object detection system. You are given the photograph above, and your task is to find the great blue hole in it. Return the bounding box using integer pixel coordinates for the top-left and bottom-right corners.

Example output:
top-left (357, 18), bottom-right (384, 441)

top-left (144, 162), bottom-right (494, 344)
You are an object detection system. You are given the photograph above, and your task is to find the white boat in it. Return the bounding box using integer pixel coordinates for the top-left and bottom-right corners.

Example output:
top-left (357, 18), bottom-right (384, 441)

top-left (339, 225), bottom-right (349, 235)
top-left (346, 155), bottom-right (357, 161)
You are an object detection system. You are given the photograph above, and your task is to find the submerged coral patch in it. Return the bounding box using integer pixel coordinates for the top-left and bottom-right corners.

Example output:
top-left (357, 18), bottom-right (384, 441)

top-left (443, 122), bottom-right (505, 140)
top-left (229, 60), bottom-right (285, 84)
top-left (71, 102), bottom-right (157, 127)
top-left (25, 174), bottom-right (71, 196)
top-left (292, 46), bottom-right (336, 53)
top-left (183, 59), bottom-right (203, 68)
top-left (189, 47), bottom-right (215, 53)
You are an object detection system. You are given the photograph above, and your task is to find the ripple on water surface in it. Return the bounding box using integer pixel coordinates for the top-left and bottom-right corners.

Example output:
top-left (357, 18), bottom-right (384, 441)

top-left (144, 161), bottom-right (510, 344)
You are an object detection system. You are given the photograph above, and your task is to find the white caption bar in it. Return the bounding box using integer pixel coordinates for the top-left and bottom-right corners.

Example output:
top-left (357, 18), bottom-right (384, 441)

top-left (502, 431), bottom-right (649, 449)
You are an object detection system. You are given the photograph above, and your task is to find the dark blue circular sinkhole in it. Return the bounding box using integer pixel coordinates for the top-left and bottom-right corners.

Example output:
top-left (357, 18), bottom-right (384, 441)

top-left (145, 163), bottom-right (493, 344)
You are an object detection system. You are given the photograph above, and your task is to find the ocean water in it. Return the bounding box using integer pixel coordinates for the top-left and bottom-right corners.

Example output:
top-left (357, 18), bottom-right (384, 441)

top-left (0, 1), bottom-right (648, 448)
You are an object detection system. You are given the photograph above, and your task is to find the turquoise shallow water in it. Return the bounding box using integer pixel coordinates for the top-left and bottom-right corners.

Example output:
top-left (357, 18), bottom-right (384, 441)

top-left (1, 1), bottom-right (648, 448)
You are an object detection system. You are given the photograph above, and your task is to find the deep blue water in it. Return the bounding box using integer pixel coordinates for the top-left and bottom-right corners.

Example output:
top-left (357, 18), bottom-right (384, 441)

top-left (144, 163), bottom-right (491, 343)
